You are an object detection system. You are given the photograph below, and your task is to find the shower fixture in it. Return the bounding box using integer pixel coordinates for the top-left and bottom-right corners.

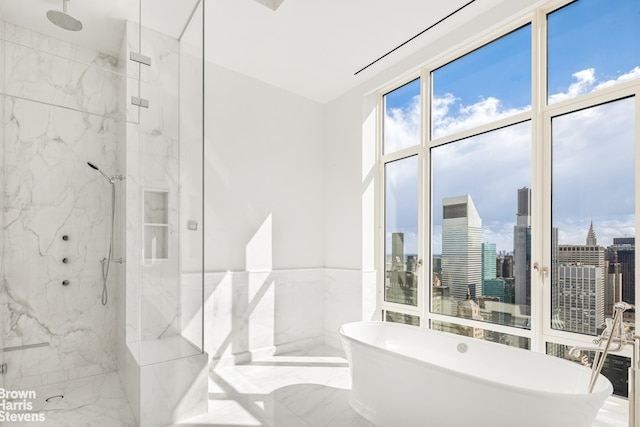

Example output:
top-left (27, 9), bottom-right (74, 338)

top-left (87, 162), bottom-right (124, 305)
top-left (47, 0), bottom-right (83, 32)
top-left (87, 161), bottom-right (113, 184)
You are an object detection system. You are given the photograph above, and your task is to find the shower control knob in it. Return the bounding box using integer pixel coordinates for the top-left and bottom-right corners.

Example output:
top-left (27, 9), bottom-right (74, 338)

top-left (62, 257), bottom-right (69, 264)
top-left (62, 280), bottom-right (69, 286)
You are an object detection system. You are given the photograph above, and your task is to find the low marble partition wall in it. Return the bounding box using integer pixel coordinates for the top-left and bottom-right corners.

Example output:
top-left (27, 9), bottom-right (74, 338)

top-left (0, 22), bottom-right (123, 388)
top-left (323, 269), bottom-right (378, 349)
top-left (139, 352), bottom-right (208, 427)
top-left (180, 268), bottom-right (378, 367)
top-left (180, 269), bottom-right (325, 367)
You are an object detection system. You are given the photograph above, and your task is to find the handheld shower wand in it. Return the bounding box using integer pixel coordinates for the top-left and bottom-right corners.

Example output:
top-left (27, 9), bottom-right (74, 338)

top-left (87, 162), bottom-right (114, 184)
top-left (87, 162), bottom-right (122, 305)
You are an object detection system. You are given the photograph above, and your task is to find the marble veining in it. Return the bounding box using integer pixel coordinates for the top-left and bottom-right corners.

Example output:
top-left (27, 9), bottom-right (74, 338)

top-left (2, 23), bottom-right (120, 73)
top-left (1, 22), bottom-right (122, 390)
top-left (3, 31), bottom-right (122, 118)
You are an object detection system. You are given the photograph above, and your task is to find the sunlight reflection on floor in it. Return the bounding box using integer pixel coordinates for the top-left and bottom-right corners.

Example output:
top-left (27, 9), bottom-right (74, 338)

top-left (173, 345), bottom-right (628, 427)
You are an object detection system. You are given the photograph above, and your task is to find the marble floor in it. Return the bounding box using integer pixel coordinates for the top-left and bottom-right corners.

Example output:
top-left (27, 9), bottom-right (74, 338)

top-left (174, 345), bottom-right (629, 427)
top-left (3, 372), bottom-right (136, 426)
top-left (1, 346), bottom-right (629, 426)
top-left (174, 345), bottom-right (373, 427)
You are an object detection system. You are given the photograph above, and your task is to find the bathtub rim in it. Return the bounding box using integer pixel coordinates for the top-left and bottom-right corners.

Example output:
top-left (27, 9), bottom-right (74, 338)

top-left (339, 320), bottom-right (614, 400)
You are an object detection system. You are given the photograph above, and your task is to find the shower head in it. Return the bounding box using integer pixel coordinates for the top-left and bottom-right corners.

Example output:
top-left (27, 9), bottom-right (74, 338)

top-left (47, 0), bottom-right (83, 32)
top-left (87, 162), bottom-right (113, 184)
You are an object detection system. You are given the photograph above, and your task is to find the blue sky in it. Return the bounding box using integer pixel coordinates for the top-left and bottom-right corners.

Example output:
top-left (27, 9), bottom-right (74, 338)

top-left (384, 0), bottom-right (639, 256)
top-left (548, 0), bottom-right (640, 99)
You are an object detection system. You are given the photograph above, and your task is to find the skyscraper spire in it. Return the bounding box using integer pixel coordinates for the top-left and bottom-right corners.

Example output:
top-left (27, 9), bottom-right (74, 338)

top-left (586, 220), bottom-right (597, 245)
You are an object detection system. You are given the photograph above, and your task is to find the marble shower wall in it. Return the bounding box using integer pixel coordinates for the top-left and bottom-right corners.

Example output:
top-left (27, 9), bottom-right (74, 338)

top-left (1, 20), bottom-right (5, 391)
top-left (0, 22), bottom-right (123, 388)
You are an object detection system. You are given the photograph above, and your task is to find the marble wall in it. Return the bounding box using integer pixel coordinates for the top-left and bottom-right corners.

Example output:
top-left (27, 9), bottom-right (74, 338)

top-left (196, 269), bottom-right (325, 367)
top-left (200, 60), bottom-right (379, 365)
top-left (0, 22), bottom-right (123, 388)
top-left (1, 19), bottom-right (5, 392)
top-left (177, 268), bottom-right (376, 367)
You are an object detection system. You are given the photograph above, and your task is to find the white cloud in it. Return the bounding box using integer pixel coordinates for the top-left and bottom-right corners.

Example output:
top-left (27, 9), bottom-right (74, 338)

top-left (432, 95), bottom-right (530, 139)
top-left (595, 66), bottom-right (640, 91)
top-left (549, 66), bottom-right (640, 104)
top-left (552, 97), bottom-right (635, 246)
top-left (386, 91), bottom-right (532, 254)
top-left (384, 95), bottom-right (420, 153)
top-left (548, 68), bottom-right (596, 104)
top-left (431, 123), bottom-right (531, 254)
top-left (383, 66), bottom-right (638, 254)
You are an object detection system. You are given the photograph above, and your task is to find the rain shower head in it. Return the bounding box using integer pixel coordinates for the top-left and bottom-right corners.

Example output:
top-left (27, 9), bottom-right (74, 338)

top-left (47, 0), bottom-right (83, 32)
top-left (87, 162), bottom-right (113, 184)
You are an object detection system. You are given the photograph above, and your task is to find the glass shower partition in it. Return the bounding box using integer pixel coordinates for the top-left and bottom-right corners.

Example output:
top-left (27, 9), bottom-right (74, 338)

top-left (0, 1), bottom-right (205, 424)
top-left (125, 0), bottom-right (204, 366)
top-left (123, 1), bottom-right (206, 425)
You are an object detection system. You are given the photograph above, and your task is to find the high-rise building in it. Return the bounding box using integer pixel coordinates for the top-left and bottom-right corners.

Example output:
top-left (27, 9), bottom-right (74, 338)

top-left (586, 221), bottom-right (597, 245)
top-left (482, 242), bottom-right (497, 283)
top-left (609, 237), bottom-right (635, 305)
top-left (554, 223), bottom-right (605, 335)
top-left (558, 224), bottom-right (605, 269)
top-left (391, 232), bottom-right (405, 271)
top-left (432, 255), bottom-right (442, 286)
top-left (497, 254), bottom-right (514, 279)
top-left (386, 232), bottom-right (417, 305)
top-left (441, 195), bottom-right (482, 302)
top-left (483, 279), bottom-right (506, 301)
top-left (513, 187), bottom-right (531, 314)
top-left (551, 227), bottom-right (560, 328)
top-left (482, 278), bottom-right (507, 324)
top-left (556, 265), bottom-right (604, 335)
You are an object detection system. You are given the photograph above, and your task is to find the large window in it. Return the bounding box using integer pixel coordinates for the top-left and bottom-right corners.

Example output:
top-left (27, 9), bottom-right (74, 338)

top-left (379, 0), bottom-right (639, 398)
top-left (381, 78), bottom-right (422, 314)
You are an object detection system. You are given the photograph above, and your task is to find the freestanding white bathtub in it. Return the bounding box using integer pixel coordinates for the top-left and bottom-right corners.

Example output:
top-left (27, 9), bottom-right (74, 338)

top-left (339, 321), bottom-right (613, 427)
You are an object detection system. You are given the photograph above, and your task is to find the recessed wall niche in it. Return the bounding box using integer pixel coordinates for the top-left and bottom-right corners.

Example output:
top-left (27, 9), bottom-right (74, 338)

top-left (143, 189), bottom-right (169, 260)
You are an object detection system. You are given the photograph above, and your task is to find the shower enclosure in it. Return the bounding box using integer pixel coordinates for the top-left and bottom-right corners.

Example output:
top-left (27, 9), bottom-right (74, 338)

top-left (0, 1), bottom-right (206, 425)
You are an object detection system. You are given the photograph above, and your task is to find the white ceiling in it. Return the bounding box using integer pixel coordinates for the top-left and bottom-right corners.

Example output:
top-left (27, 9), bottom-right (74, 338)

top-left (0, 0), bottom-right (545, 104)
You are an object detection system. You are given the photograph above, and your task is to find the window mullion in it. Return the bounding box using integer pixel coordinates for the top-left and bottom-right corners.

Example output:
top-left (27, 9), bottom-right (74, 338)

top-left (530, 5), bottom-right (547, 355)
top-left (420, 68), bottom-right (431, 326)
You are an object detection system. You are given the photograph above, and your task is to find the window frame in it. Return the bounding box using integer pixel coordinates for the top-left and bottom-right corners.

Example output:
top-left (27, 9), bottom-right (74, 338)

top-left (376, 0), bottom-right (640, 364)
top-left (378, 71), bottom-right (424, 320)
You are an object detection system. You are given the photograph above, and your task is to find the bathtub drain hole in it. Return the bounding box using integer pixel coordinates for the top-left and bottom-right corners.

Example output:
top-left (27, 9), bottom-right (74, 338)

top-left (457, 343), bottom-right (468, 353)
